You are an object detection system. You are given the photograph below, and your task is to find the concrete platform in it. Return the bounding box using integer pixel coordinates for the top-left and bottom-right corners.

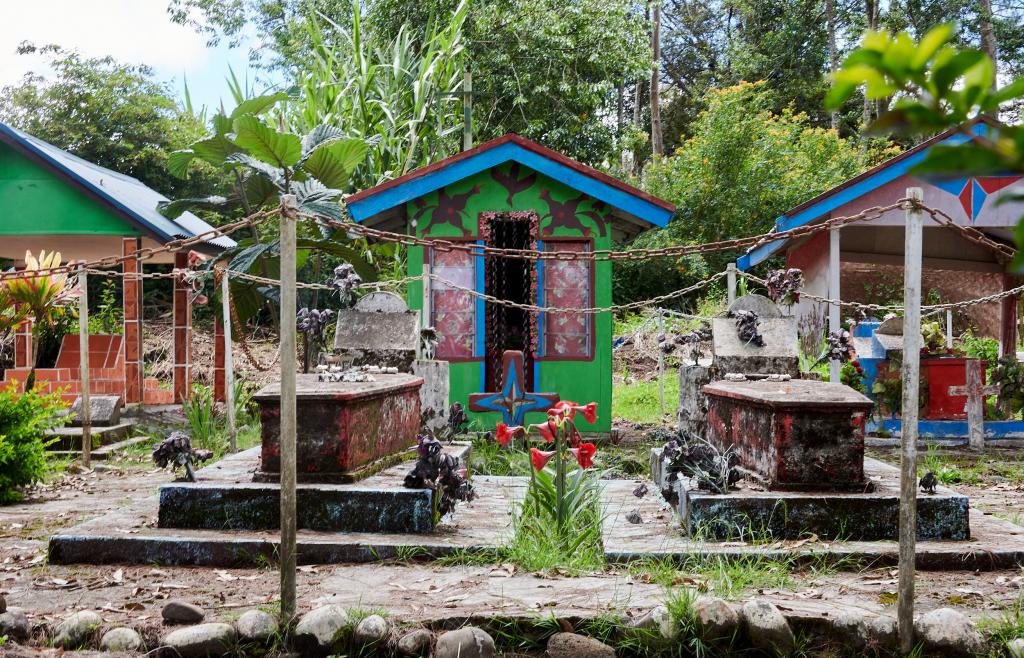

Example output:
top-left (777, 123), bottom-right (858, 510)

top-left (650, 448), bottom-right (969, 541)
top-left (50, 435), bottom-right (151, 460)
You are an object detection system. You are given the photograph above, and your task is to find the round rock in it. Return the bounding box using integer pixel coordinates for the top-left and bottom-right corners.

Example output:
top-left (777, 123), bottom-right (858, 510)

top-left (396, 628), bottom-right (433, 656)
top-left (236, 609), bottom-right (277, 642)
top-left (54, 610), bottom-right (103, 649)
top-left (694, 596), bottom-right (739, 642)
top-left (546, 632), bottom-right (616, 658)
top-left (629, 605), bottom-right (675, 640)
top-left (100, 627), bottom-right (143, 652)
top-left (0, 607), bottom-right (30, 640)
top-left (353, 614), bottom-right (390, 645)
top-left (162, 622), bottom-right (236, 658)
top-left (914, 607), bottom-right (985, 656)
top-left (163, 600), bottom-right (206, 624)
top-left (741, 599), bottom-right (793, 655)
top-left (1008, 637), bottom-right (1024, 658)
top-left (434, 626), bottom-right (496, 658)
top-left (293, 605), bottom-right (349, 652)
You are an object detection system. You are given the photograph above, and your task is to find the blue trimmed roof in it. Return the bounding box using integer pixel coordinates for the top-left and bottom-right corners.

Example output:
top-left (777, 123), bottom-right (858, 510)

top-left (737, 121), bottom-right (990, 270)
top-left (0, 121), bottom-right (234, 251)
top-left (346, 134), bottom-right (674, 230)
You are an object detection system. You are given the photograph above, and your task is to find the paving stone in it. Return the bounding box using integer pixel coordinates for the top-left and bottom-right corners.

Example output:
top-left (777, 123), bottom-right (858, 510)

top-left (162, 599), bottom-right (206, 624)
top-left (545, 632), bottom-right (616, 658)
top-left (914, 607), bottom-right (985, 657)
top-left (352, 614), bottom-right (390, 645)
top-left (0, 607), bottom-right (29, 640)
top-left (434, 626), bottom-right (496, 658)
top-left (236, 609), bottom-right (277, 641)
top-left (694, 596), bottom-right (739, 642)
top-left (162, 622), bottom-right (236, 658)
top-left (396, 628), bottom-right (433, 656)
top-left (54, 610), bottom-right (103, 649)
top-left (741, 599), bottom-right (793, 655)
top-left (100, 627), bottom-right (143, 652)
top-left (293, 605), bottom-right (349, 652)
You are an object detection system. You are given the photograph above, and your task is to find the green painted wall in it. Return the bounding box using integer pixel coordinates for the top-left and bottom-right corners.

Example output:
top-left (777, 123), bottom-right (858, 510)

top-left (405, 162), bottom-right (614, 433)
top-left (0, 142), bottom-right (139, 236)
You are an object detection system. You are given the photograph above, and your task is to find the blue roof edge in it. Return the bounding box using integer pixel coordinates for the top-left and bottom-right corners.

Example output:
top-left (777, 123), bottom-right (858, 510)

top-left (738, 124), bottom-right (986, 270)
top-left (347, 142), bottom-right (674, 228)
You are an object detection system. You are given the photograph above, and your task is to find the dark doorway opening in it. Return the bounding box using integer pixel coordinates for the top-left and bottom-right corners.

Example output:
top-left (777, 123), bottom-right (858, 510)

top-left (483, 212), bottom-right (536, 392)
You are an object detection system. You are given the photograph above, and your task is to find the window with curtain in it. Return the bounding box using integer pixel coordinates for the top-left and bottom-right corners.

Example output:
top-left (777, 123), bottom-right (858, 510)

top-left (542, 241), bottom-right (592, 358)
top-left (430, 247), bottom-right (477, 359)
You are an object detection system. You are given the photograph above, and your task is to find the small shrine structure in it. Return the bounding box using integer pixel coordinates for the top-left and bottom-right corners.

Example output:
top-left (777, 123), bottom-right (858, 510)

top-left (345, 134), bottom-right (675, 433)
top-left (0, 122), bottom-right (233, 405)
top-left (738, 118), bottom-right (1021, 355)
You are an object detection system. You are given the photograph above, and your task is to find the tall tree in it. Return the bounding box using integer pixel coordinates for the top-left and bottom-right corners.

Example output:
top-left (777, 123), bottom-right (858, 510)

top-left (0, 44), bottom-right (211, 198)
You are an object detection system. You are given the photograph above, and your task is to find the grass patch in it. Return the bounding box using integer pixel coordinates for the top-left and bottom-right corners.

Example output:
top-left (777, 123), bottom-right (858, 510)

top-left (917, 444), bottom-right (1024, 486)
top-left (467, 433), bottom-right (531, 476)
top-left (978, 593), bottom-right (1024, 657)
top-left (613, 368), bottom-right (679, 424)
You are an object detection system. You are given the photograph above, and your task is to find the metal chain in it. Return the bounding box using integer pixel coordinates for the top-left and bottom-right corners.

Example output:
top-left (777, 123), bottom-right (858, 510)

top-left (300, 200), bottom-right (911, 263)
top-left (920, 206), bottom-right (1017, 260)
top-left (0, 209), bottom-right (277, 282)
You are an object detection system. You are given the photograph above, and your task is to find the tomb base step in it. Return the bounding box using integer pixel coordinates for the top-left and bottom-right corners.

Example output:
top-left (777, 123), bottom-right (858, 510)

top-left (157, 443), bottom-right (470, 533)
top-left (46, 421), bottom-right (136, 450)
top-left (50, 435), bottom-right (151, 460)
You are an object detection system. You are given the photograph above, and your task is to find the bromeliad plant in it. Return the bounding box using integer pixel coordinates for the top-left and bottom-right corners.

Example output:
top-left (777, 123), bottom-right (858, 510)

top-left (495, 401), bottom-right (601, 540)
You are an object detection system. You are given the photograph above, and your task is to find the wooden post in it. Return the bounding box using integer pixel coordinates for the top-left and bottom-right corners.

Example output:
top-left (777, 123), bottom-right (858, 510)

top-left (946, 309), bottom-right (953, 349)
top-left (222, 273), bottom-right (237, 453)
top-left (828, 227), bottom-right (841, 383)
top-left (77, 268), bottom-right (91, 468)
top-left (463, 69), bottom-right (473, 152)
top-left (898, 188), bottom-right (924, 654)
top-left (727, 262), bottom-right (737, 306)
top-left (657, 309), bottom-right (665, 417)
top-left (279, 195), bottom-right (299, 623)
top-left (948, 360), bottom-right (995, 452)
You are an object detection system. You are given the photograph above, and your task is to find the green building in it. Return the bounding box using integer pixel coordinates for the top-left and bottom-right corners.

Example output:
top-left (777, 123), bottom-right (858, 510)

top-left (346, 135), bottom-right (674, 433)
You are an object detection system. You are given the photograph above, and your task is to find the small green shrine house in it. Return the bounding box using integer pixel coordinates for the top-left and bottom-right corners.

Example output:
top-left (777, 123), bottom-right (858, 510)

top-left (346, 134), bottom-right (674, 433)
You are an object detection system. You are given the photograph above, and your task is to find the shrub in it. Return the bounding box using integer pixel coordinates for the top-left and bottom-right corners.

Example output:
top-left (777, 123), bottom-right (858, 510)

top-left (0, 384), bottom-right (68, 503)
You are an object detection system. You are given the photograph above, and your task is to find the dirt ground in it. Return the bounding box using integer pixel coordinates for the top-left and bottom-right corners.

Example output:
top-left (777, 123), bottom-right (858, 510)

top-left (4, 438), bottom-right (1024, 655)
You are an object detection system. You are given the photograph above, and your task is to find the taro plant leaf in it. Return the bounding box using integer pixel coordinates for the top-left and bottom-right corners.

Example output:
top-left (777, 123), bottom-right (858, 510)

top-left (158, 195), bottom-right (233, 219)
top-left (244, 174), bottom-right (281, 208)
top-left (301, 124), bottom-right (348, 156)
top-left (295, 238), bottom-right (377, 282)
top-left (232, 115), bottom-right (302, 169)
top-left (212, 113), bottom-right (234, 135)
top-left (193, 134), bottom-right (243, 166)
top-left (225, 153), bottom-right (285, 184)
top-left (228, 242), bottom-right (274, 275)
top-left (230, 91), bottom-right (292, 120)
top-left (292, 179), bottom-right (340, 205)
top-left (167, 150), bottom-right (197, 179)
top-left (301, 139), bottom-right (368, 190)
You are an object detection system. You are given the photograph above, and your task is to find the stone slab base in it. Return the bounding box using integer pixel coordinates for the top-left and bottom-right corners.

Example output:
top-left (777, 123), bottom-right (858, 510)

top-left (157, 444), bottom-right (469, 533)
top-left (651, 448), bottom-right (970, 541)
top-left (46, 421), bottom-right (136, 450)
top-left (50, 435), bottom-right (150, 460)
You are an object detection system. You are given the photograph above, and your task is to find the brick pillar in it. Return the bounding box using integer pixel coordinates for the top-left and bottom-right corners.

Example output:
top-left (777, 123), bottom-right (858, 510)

top-left (214, 316), bottom-right (226, 402)
top-left (173, 251), bottom-right (193, 404)
top-left (122, 238), bottom-right (144, 404)
top-left (1000, 273), bottom-right (1019, 357)
top-left (14, 319), bottom-right (33, 369)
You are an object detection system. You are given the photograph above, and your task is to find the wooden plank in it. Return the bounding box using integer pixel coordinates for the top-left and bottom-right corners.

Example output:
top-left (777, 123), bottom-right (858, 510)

top-left (898, 188), bottom-right (923, 654)
top-left (279, 196), bottom-right (298, 622)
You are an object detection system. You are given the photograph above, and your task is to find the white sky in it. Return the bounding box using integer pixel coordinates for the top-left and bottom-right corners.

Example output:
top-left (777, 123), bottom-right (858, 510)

top-left (0, 0), bottom-right (252, 113)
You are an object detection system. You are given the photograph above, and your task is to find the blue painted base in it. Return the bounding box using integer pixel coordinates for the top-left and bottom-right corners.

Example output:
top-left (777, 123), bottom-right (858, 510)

top-left (869, 419), bottom-right (1024, 439)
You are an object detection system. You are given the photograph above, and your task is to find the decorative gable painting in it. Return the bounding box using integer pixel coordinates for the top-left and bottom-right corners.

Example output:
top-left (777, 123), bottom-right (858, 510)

top-left (346, 134), bottom-right (674, 433)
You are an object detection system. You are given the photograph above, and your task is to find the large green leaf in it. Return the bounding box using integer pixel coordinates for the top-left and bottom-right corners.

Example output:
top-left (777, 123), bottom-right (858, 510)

top-left (232, 116), bottom-right (302, 168)
top-left (296, 238), bottom-right (377, 282)
top-left (301, 139), bottom-right (368, 189)
top-left (230, 91), bottom-right (291, 120)
top-left (157, 195), bottom-right (233, 219)
top-left (243, 174), bottom-right (281, 209)
top-left (193, 134), bottom-right (242, 166)
top-left (226, 153), bottom-right (286, 184)
top-left (167, 150), bottom-right (195, 179)
top-left (301, 124), bottom-right (347, 156)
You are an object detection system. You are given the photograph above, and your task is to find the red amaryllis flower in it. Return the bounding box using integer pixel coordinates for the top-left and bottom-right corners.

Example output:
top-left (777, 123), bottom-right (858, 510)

top-left (575, 402), bottom-right (597, 424)
top-left (495, 423), bottom-right (522, 447)
top-left (529, 421), bottom-right (557, 443)
top-left (569, 442), bottom-right (597, 469)
top-left (851, 360), bottom-right (861, 368)
top-left (548, 400), bottom-right (577, 421)
top-left (530, 448), bottom-right (556, 472)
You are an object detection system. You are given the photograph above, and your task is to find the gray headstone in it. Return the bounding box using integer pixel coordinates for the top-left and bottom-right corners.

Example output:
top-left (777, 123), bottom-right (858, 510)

top-left (69, 395), bottom-right (121, 427)
top-left (333, 310), bottom-right (421, 371)
top-left (711, 316), bottom-right (800, 377)
top-left (727, 294), bottom-right (783, 318)
top-left (355, 291), bottom-right (409, 314)
top-left (413, 359), bottom-right (450, 434)
top-left (876, 316), bottom-right (903, 335)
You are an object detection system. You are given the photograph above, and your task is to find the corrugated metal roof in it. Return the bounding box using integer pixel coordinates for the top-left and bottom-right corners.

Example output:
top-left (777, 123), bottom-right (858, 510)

top-left (0, 121), bottom-right (235, 251)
